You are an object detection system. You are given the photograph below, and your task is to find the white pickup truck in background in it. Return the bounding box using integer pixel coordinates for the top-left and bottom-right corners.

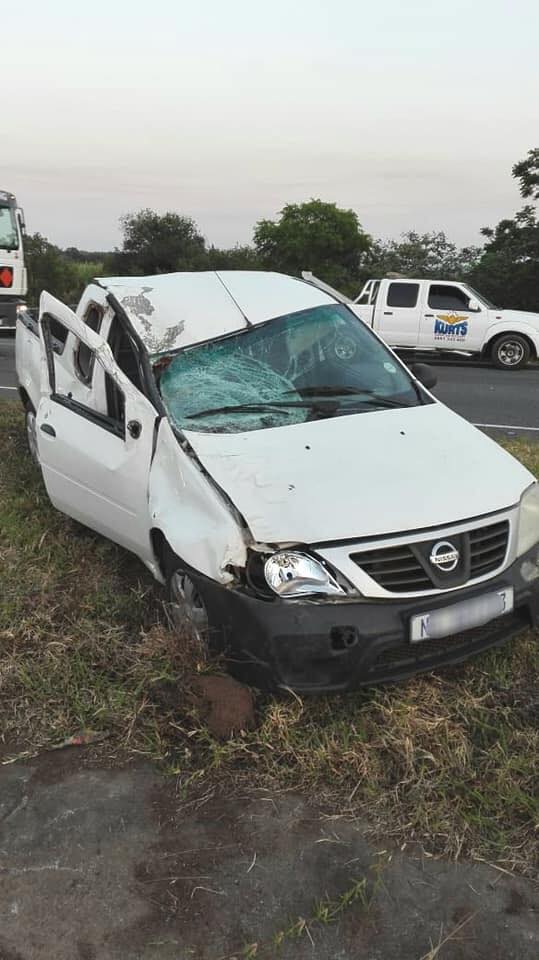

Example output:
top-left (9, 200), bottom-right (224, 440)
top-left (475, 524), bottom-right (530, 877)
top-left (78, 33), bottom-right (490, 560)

top-left (305, 274), bottom-right (539, 370)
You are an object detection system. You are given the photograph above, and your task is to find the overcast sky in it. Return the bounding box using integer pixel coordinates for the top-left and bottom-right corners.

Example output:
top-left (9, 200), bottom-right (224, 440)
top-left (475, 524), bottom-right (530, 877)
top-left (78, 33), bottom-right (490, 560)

top-left (2, 0), bottom-right (538, 251)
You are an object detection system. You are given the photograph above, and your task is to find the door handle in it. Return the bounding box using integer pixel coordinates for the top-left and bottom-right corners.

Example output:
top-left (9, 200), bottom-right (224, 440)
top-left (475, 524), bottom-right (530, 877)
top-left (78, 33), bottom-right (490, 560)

top-left (383, 311), bottom-right (393, 316)
top-left (424, 313), bottom-right (434, 318)
top-left (127, 420), bottom-right (142, 439)
top-left (40, 424), bottom-right (56, 437)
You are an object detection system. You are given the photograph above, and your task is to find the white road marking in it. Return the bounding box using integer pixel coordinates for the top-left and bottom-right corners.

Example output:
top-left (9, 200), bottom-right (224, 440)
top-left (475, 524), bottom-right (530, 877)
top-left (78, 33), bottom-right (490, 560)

top-left (474, 421), bottom-right (539, 432)
top-left (0, 385), bottom-right (17, 391)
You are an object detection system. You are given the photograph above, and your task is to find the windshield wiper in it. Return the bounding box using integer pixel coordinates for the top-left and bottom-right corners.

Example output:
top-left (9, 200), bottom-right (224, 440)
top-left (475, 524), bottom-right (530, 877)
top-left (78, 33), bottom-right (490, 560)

top-left (289, 386), bottom-right (416, 408)
top-left (287, 385), bottom-right (366, 397)
top-left (185, 400), bottom-right (329, 419)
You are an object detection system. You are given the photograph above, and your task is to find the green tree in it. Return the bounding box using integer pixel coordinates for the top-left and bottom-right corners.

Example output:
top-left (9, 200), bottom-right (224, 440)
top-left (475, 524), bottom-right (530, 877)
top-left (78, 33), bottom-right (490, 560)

top-left (363, 231), bottom-right (481, 282)
top-left (25, 233), bottom-right (103, 307)
top-left (109, 209), bottom-right (206, 275)
top-left (206, 244), bottom-right (262, 271)
top-left (512, 147), bottom-right (539, 201)
top-left (470, 147), bottom-right (539, 309)
top-left (253, 199), bottom-right (371, 293)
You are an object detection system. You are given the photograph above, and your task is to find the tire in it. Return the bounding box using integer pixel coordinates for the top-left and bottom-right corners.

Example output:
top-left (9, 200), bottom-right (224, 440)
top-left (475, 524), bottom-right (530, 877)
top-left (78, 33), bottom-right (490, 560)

top-left (166, 567), bottom-right (211, 646)
top-left (491, 334), bottom-right (531, 370)
top-left (25, 407), bottom-right (40, 465)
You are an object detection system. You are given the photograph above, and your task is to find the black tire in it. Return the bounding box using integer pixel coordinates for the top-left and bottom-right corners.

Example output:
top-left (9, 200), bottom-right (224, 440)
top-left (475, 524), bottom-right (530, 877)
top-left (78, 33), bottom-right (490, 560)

top-left (25, 406), bottom-right (40, 465)
top-left (491, 334), bottom-right (531, 370)
top-left (166, 566), bottom-right (212, 646)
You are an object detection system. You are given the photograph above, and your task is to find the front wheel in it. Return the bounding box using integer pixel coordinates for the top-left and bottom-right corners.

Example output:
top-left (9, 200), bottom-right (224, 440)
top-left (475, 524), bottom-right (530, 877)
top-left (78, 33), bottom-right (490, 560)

top-left (166, 568), bottom-right (211, 646)
top-left (25, 407), bottom-right (40, 465)
top-left (491, 334), bottom-right (531, 370)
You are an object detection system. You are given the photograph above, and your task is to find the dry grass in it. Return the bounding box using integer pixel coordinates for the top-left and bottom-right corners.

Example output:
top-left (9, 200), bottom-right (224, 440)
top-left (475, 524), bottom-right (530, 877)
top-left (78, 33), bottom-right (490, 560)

top-left (0, 401), bottom-right (537, 877)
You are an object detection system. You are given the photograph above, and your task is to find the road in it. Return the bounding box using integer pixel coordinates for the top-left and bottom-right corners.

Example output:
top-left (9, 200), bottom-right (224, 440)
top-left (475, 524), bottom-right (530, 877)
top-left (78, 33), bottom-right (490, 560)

top-left (1, 337), bottom-right (538, 437)
top-left (0, 336), bottom-right (17, 397)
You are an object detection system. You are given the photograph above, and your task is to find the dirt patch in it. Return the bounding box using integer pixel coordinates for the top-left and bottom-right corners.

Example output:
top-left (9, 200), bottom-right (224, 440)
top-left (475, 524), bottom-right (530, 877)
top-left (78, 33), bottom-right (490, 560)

top-left (505, 886), bottom-right (530, 915)
top-left (0, 944), bottom-right (26, 960)
top-left (76, 943), bottom-right (97, 960)
top-left (188, 674), bottom-right (257, 738)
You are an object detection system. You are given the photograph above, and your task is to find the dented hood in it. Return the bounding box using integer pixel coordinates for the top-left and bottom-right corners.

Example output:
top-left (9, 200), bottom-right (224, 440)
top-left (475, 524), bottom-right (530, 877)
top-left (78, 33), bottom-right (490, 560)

top-left (184, 403), bottom-right (533, 545)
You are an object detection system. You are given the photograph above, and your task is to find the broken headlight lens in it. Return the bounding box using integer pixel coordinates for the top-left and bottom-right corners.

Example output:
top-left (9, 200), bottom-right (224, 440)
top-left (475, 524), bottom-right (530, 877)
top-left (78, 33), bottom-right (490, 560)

top-left (516, 483), bottom-right (539, 557)
top-left (264, 552), bottom-right (345, 598)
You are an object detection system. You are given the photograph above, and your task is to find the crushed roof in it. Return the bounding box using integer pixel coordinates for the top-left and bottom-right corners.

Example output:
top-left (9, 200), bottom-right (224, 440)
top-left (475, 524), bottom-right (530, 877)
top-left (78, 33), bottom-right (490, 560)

top-left (96, 270), bottom-right (337, 354)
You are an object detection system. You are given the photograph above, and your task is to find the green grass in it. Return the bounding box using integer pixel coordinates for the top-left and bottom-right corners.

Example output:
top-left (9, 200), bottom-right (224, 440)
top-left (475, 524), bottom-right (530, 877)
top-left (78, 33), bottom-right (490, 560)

top-left (0, 401), bottom-right (537, 877)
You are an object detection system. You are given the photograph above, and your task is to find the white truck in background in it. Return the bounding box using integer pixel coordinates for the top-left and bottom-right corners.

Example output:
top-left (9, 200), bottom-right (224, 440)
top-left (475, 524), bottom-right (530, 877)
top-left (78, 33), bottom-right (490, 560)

top-left (304, 274), bottom-right (539, 370)
top-left (0, 190), bottom-right (27, 330)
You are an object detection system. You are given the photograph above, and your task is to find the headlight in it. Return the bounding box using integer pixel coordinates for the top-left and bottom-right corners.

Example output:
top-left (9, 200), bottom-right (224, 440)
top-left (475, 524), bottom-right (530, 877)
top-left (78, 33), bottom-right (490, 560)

top-left (264, 551), bottom-right (345, 598)
top-left (516, 483), bottom-right (539, 557)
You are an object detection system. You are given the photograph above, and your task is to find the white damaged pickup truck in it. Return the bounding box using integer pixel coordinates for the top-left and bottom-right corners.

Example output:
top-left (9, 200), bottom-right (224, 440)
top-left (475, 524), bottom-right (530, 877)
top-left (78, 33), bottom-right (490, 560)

top-left (15, 271), bottom-right (539, 692)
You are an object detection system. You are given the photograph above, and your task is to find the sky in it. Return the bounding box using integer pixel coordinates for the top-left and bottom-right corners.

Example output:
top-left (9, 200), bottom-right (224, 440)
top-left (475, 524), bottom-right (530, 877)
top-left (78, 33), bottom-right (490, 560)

top-left (2, 0), bottom-right (538, 252)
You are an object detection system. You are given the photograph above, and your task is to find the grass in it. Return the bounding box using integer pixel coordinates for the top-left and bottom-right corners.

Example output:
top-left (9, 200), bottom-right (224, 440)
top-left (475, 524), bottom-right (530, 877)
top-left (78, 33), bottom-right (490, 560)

top-left (239, 872), bottom-right (377, 958)
top-left (0, 401), bottom-right (537, 878)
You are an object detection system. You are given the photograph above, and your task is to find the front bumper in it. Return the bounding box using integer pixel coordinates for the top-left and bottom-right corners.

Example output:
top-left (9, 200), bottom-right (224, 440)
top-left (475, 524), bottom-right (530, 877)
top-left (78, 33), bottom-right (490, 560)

top-left (198, 546), bottom-right (539, 692)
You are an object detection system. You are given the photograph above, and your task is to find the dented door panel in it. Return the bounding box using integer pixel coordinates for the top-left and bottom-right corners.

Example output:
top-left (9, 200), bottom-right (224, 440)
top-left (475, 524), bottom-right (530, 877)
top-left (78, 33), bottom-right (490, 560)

top-left (36, 293), bottom-right (159, 569)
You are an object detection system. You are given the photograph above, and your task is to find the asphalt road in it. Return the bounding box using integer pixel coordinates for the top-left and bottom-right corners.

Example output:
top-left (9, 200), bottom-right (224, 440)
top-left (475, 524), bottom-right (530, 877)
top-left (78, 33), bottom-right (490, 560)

top-left (1, 337), bottom-right (538, 438)
top-left (0, 336), bottom-right (17, 397)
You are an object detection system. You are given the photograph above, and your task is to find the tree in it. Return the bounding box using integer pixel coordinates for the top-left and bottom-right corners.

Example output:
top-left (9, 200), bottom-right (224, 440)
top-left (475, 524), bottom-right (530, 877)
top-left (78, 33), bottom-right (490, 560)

top-left (469, 148), bottom-right (539, 309)
top-left (206, 244), bottom-right (263, 270)
top-left (24, 233), bottom-right (103, 307)
top-left (110, 209), bottom-right (207, 275)
top-left (512, 147), bottom-right (539, 201)
top-left (253, 199), bottom-right (371, 293)
top-left (469, 206), bottom-right (539, 309)
top-left (363, 231), bottom-right (481, 282)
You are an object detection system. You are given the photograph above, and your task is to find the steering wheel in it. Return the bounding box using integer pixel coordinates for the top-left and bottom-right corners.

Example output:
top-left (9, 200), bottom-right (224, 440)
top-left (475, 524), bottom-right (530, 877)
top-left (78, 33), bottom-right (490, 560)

top-left (332, 332), bottom-right (358, 363)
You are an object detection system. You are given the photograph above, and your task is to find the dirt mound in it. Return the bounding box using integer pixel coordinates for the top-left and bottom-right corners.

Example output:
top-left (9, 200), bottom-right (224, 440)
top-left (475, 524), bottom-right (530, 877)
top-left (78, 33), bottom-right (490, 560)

top-left (189, 674), bottom-right (256, 738)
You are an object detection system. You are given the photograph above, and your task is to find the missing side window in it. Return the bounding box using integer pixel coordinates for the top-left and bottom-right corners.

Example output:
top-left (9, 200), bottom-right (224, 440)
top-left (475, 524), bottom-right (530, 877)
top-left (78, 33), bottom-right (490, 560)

top-left (76, 304), bottom-right (103, 384)
top-left (105, 373), bottom-right (125, 426)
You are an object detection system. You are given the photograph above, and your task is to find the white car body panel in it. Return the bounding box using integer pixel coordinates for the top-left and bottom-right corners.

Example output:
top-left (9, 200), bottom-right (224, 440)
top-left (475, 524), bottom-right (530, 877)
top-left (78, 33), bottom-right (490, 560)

top-left (184, 403), bottom-right (534, 545)
top-left (36, 293), bottom-right (160, 572)
top-left (483, 310), bottom-right (539, 352)
top-left (148, 418), bottom-right (247, 582)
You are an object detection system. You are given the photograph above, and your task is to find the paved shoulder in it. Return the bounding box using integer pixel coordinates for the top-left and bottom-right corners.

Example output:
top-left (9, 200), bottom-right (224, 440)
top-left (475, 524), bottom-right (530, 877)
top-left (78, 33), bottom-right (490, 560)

top-left (0, 338), bottom-right (17, 397)
top-left (1, 760), bottom-right (537, 959)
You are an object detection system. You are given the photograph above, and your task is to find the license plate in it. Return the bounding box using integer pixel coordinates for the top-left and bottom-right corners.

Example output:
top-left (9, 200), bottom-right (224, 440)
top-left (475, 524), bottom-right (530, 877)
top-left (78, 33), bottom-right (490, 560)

top-left (410, 588), bottom-right (514, 643)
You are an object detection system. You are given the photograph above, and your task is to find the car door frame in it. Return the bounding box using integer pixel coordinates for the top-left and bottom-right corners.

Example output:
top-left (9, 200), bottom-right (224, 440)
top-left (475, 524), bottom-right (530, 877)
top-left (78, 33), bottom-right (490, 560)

top-left (36, 291), bottom-right (161, 571)
top-left (376, 280), bottom-right (422, 347)
top-left (419, 281), bottom-right (486, 351)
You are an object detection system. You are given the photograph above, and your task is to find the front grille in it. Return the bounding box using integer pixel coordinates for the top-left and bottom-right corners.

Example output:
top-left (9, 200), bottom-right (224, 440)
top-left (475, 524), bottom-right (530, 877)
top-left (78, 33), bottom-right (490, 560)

top-left (469, 521), bottom-right (509, 577)
top-left (350, 545), bottom-right (431, 592)
top-left (351, 518), bottom-right (510, 593)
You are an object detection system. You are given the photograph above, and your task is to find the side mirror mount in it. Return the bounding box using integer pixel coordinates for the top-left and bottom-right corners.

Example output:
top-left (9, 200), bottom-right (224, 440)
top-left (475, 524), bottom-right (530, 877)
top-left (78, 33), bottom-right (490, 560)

top-left (410, 362), bottom-right (437, 390)
top-left (468, 297), bottom-right (480, 312)
top-left (17, 209), bottom-right (26, 235)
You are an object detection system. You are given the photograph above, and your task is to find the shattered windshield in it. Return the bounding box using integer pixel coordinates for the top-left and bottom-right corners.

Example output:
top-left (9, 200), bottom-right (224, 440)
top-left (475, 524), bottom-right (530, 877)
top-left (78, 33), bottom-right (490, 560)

top-left (156, 304), bottom-right (423, 434)
top-left (0, 206), bottom-right (18, 251)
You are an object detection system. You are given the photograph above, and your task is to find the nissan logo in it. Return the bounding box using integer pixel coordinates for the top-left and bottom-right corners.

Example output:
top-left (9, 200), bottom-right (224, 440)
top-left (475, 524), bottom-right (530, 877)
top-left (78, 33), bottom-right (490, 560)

top-left (430, 540), bottom-right (460, 573)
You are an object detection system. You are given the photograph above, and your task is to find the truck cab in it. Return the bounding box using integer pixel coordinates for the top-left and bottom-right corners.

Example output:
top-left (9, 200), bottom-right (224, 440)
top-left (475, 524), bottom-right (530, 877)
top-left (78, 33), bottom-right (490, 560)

top-left (353, 278), bottom-right (539, 370)
top-left (0, 190), bottom-right (27, 330)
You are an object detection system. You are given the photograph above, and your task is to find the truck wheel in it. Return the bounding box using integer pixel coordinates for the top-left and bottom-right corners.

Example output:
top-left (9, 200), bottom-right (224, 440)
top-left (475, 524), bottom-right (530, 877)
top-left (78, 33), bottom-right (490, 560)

top-left (166, 568), bottom-right (210, 645)
top-left (25, 407), bottom-right (40, 465)
top-left (491, 334), bottom-right (531, 370)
